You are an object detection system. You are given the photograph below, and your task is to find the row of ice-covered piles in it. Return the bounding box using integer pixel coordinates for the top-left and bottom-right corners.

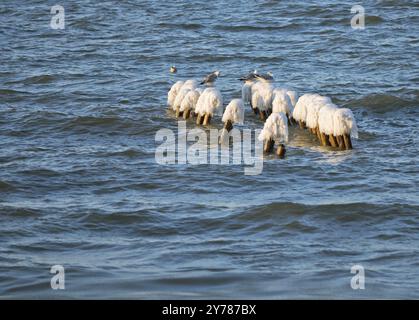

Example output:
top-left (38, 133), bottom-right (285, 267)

top-left (292, 93), bottom-right (358, 150)
top-left (167, 70), bottom-right (358, 154)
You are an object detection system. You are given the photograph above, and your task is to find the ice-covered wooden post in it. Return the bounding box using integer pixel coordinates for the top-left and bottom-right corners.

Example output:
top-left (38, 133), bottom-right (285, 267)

top-left (219, 99), bottom-right (244, 145)
top-left (318, 103), bottom-right (337, 147)
top-left (258, 112), bottom-right (289, 155)
top-left (333, 108), bottom-right (358, 150)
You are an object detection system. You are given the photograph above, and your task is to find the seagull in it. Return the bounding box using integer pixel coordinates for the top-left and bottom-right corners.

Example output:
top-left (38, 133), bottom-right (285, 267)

top-left (255, 72), bottom-right (274, 82)
top-left (170, 66), bottom-right (177, 73)
top-left (238, 70), bottom-right (259, 82)
top-left (239, 70), bottom-right (258, 109)
top-left (200, 71), bottom-right (220, 85)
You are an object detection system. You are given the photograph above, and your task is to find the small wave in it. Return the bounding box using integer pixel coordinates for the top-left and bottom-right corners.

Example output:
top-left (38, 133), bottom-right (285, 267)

top-left (0, 88), bottom-right (28, 95)
top-left (58, 113), bottom-right (158, 136)
top-left (0, 7), bottom-right (13, 14)
top-left (21, 75), bottom-right (56, 84)
top-left (158, 22), bottom-right (203, 30)
top-left (134, 54), bottom-right (160, 63)
top-left (365, 15), bottom-right (385, 25)
top-left (3, 279), bottom-right (49, 296)
top-left (62, 115), bottom-right (125, 128)
top-left (235, 202), bottom-right (419, 223)
top-left (81, 209), bottom-right (161, 226)
top-left (185, 54), bottom-right (284, 64)
top-left (19, 168), bottom-right (61, 177)
top-left (365, 251), bottom-right (414, 263)
top-left (70, 18), bottom-right (106, 32)
top-left (20, 111), bottom-right (68, 128)
top-left (92, 186), bottom-right (127, 195)
top-left (283, 220), bottom-right (318, 232)
top-left (103, 148), bottom-right (141, 157)
top-left (294, 6), bottom-right (338, 17)
top-left (0, 206), bottom-right (41, 218)
top-left (0, 71), bottom-right (16, 77)
top-left (0, 180), bottom-right (15, 191)
top-left (184, 54), bottom-right (240, 63)
top-left (345, 94), bottom-right (417, 113)
top-left (214, 23), bottom-right (300, 32)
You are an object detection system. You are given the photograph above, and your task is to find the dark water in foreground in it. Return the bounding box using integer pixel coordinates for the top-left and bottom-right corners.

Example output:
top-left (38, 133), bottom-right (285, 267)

top-left (1, 1), bottom-right (419, 298)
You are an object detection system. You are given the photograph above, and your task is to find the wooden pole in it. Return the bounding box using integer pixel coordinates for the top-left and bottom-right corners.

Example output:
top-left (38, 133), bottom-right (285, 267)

top-left (183, 108), bottom-right (191, 120)
top-left (203, 113), bottom-right (212, 126)
top-left (328, 134), bottom-right (338, 148)
top-left (316, 126), bottom-right (322, 142)
top-left (320, 132), bottom-right (329, 146)
top-left (336, 135), bottom-right (345, 150)
top-left (219, 120), bottom-right (233, 145)
top-left (259, 110), bottom-right (267, 121)
top-left (276, 144), bottom-right (286, 158)
top-left (196, 113), bottom-right (203, 125)
top-left (343, 133), bottom-right (353, 150)
top-left (224, 120), bottom-right (233, 132)
top-left (264, 138), bottom-right (275, 154)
